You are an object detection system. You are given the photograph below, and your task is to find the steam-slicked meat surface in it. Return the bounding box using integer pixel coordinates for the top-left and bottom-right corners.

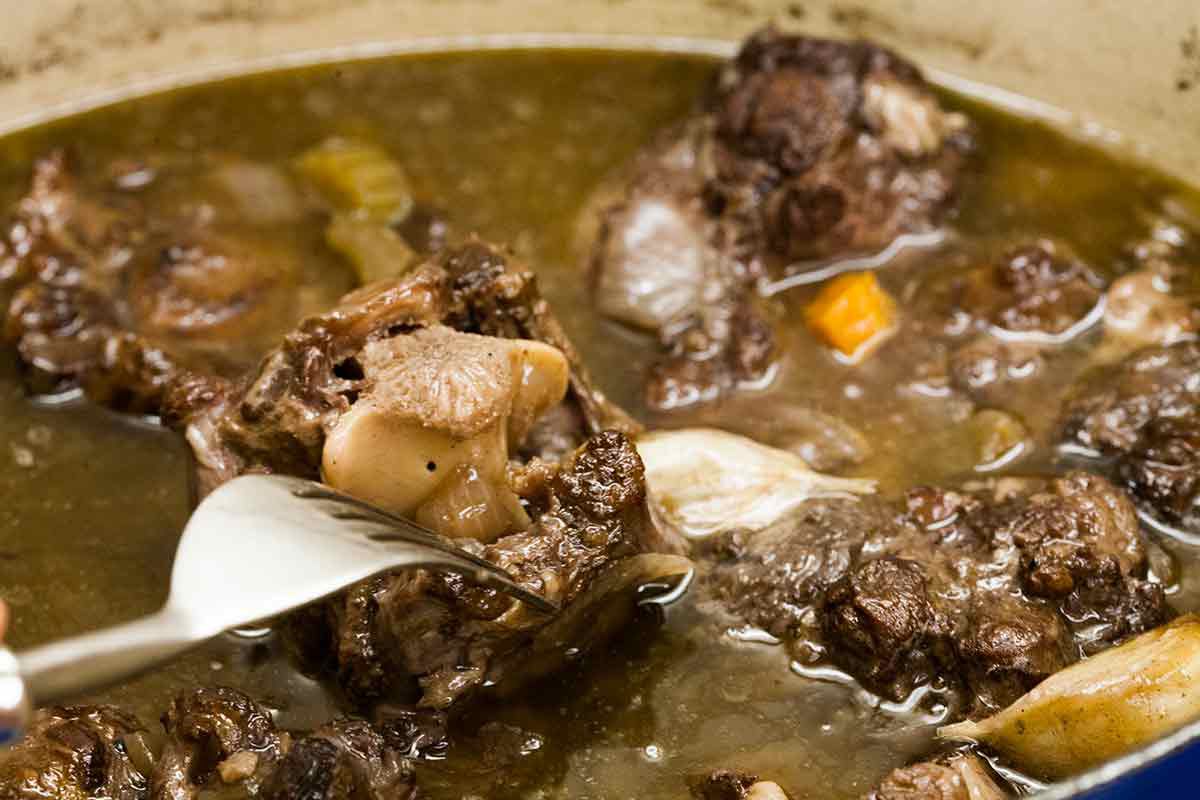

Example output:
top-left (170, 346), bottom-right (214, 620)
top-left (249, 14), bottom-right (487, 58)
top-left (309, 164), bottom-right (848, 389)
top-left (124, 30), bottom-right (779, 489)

top-left (706, 473), bottom-right (1168, 717)
top-left (153, 687), bottom-right (281, 800)
top-left (688, 769), bottom-right (760, 800)
top-left (295, 430), bottom-right (688, 708)
top-left (180, 240), bottom-right (637, 493)
top-left (260, 720), bottom-right (417, 800)
top-left (0, 690), bottom-right (429, 800)
top-left (0, 706), bottom-right (148, 800)
top-left (0, 151), bottom-right (335, 409)
top-left (1061, 341), bottom-right (1200, 533)
top-left (2, 150), bottom-right (679, 713)
top-left (867, 754), bottom-right (1007, 800)
top-left (591, 27), bottom-right (972, 409)
top-left (149, 688), bottom-right (420, 800)
top-left (907, 240), bottom-right (1106, 408)
top-left (958, 241), bottom-right (1104, 338)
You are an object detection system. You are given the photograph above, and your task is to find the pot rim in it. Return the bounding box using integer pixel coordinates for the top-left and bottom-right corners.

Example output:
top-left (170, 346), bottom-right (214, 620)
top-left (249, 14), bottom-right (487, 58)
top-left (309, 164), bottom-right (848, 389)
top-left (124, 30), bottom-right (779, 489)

top-left (0, 30), bottom-right (1193, 798)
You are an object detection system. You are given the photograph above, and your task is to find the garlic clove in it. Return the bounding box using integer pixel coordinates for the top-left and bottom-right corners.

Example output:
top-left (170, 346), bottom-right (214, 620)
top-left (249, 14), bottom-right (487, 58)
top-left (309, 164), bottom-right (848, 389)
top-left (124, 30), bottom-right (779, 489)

top-left (940, 615), bottom-right (1200, 779)
top-left (636, 428), bottom-right (875, 539)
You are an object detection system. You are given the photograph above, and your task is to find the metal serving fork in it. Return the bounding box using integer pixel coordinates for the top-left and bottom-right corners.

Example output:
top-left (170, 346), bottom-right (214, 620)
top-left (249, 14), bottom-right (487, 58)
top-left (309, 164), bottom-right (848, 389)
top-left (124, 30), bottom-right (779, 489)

top-left (0, 474), bottom-right (555, 743)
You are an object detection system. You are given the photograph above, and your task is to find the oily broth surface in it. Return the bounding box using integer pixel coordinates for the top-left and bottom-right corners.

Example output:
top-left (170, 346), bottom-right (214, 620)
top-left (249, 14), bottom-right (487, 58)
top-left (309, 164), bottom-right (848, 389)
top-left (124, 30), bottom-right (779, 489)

top-left (0, 49), bottom-right (1197, 798)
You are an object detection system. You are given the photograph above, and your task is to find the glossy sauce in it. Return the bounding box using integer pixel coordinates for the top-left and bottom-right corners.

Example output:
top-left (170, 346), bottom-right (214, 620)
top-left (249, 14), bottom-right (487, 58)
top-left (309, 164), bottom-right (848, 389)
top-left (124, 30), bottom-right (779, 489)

top-left (0, 48), bottom-right (1198, 798)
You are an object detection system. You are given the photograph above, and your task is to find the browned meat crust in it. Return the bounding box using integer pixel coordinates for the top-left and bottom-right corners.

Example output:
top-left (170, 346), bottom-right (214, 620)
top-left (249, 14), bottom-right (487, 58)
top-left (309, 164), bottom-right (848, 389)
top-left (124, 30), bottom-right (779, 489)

top-left (2, 153), bottom-right (681, 716)
top-left (867, 754), bottom-right (1007, 800)
top-left (689, 769), bottom-right (759, 800)
top-left (0, 705), bottom-right (148, 800)
top-left (957, 241), bottom-right (1104, 338)
top-left (591, 27), bottom-right (973, 410)
top-left (706, 472), bottom-right (1169, 717)
top-left (153, 687), bottom-right (422, 800)
top-left (291, 429), bottom-right (681, 708)
top-left (259, 720), bottom-right (417, 800)
top-left (0, 687), bottom-right (435, 799)
top-left (175, 240), bottom-right (637, 493)
top-left (908, 240), bottom-right (1106, 407)
top-left (153, 687), bottom-right (281, 800)
top-left (1061, 340), bottom-right (1200, 533)
top-left (0, 151), bottom-right (334, 410)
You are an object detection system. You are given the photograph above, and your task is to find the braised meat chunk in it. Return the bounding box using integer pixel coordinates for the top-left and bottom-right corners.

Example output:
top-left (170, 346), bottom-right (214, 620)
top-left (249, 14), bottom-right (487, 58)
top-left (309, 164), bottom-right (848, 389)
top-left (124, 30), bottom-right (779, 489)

top-left (153, 687), bottom-right (281, 800)
top-left (0, 706), bottom-right (148, 800)
top-left (591, 27), bottom-right (972, 409)
top-left (957, 241), bottom-right (1104, 339)
top-left (297, 430), bottom-right (689, 708)
top-left (1061, 340), bottom-right (1200, 533)
top-left (178, 240), bottom-right (637, 494)
top-left (259, 720), bottom-right (417, 800)
top-left (160, 243), bottom-right (693, 708)
top-left (706, 473), bottom-right (1168, 716)
top-left (909, 240), bottom-right (1107, 409)
top-left (867, 754), bottom-right (1006, 800)
top-left (689, 770), bottom-right (791, 800)
top-left (710, 29), bottom-right (971, 261)
top-left (0, 151), bottom-right (346, 410)
top-left (150, 687), bottom-right (419, 800)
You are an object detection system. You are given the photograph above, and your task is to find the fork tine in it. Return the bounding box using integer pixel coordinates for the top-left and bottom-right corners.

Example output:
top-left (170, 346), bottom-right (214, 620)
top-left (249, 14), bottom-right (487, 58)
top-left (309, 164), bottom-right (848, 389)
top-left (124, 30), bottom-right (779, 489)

top-left (293, 480), bottom-right (558, 614)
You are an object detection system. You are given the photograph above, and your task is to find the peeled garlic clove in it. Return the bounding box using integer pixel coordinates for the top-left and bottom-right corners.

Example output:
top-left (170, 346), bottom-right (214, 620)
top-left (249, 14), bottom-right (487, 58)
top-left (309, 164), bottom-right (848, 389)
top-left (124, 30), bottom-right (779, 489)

top-left (636, 428), bottom-right (875, 539)
top-left (746, 782), bottom-right (790, 800)
top-left (940, 615), bottom-right (1200, 779)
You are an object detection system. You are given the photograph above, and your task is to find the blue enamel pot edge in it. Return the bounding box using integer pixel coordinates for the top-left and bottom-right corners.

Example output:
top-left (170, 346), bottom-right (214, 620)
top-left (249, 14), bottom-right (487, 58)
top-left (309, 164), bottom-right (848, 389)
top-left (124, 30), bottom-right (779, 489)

top-left (1038, 717), bottom-right (1200, 798)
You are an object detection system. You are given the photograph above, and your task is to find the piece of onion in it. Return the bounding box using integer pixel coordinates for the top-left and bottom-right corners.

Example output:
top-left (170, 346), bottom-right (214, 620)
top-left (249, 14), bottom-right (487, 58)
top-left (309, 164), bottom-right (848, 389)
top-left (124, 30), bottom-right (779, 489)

top-left (295, 137), bottom-right (414, 223)
top-left (325, 212), bottom-right (417, 285)
top-left (940, 615), bottom-right (1200, 779)
top-left (211, 161), bottom-right (305, 226)
top-left (636, 428), bottom-right (875, 539)
top-left (746, 782), bottom-right (791, 800)
top-left (594, 195), bottom-right (711, 331)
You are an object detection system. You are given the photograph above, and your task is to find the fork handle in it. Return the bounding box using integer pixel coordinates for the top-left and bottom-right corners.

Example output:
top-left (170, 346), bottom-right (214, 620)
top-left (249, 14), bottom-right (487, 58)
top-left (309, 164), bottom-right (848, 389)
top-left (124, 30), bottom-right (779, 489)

top-left (16, 608), bottom-right (196, 710)
top-left (0, 647), bottom-right (29, 746)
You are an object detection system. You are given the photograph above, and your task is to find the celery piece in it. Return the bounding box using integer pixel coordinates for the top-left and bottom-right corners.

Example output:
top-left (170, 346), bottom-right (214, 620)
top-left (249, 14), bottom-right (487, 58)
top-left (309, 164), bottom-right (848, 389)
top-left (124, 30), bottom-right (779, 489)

top-left (296, 137), bottom-right (414, 223)
top-left (325, 213), bottom-right (417, 285)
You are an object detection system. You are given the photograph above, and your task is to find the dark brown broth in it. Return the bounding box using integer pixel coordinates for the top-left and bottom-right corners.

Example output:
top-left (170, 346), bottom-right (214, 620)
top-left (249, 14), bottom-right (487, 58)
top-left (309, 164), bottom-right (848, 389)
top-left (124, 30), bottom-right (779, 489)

top-left (0, 48), bottom-right (1198, 799)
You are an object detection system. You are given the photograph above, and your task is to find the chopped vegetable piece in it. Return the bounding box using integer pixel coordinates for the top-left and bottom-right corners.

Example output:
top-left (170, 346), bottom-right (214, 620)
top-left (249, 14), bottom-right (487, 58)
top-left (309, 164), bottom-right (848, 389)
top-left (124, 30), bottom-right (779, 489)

top-left (940, 615), bottom-right (1200, 779)
top-left (325, 212), bottom-right (417, 284)
top-left (636, 428), bottom-right (875, 539)
top-left (970, 408), bottom-right (1028, 468)
top-left (295, 137), bottom-right (414, 223)
top-left (804, 271), bottom-right (897, 359)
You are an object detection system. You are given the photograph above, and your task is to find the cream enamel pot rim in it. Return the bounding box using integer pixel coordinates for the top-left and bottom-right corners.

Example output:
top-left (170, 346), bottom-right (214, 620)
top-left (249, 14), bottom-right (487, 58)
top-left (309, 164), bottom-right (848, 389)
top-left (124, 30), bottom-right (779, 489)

top-left (2, 1), bottom-right (1200, 796)
top-left (2, 0), bottom-right (1199, 183)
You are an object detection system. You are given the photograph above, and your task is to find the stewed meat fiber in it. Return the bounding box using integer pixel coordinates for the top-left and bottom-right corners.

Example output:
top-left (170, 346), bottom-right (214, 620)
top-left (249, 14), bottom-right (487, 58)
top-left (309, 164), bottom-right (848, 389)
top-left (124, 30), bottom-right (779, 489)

top-left (705, 472), bottom-right (1169, 717)
top-left (591, 27), bottom-right (972, 409)
top-left (1, 29), bottom-right (1199, 800)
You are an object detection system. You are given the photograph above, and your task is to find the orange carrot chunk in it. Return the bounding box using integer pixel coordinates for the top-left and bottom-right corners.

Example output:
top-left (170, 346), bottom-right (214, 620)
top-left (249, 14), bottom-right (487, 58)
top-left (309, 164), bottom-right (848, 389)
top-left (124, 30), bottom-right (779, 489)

top-left (805, 271), bottom-right (897, 359)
